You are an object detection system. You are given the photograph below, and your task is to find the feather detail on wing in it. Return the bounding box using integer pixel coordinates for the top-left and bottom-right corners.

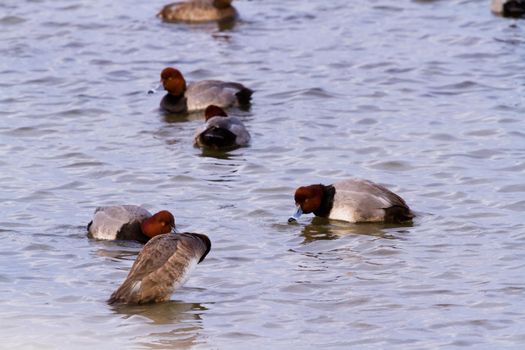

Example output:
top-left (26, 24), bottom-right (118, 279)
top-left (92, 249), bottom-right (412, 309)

top-left (108, 233), bottom-right (210, 304)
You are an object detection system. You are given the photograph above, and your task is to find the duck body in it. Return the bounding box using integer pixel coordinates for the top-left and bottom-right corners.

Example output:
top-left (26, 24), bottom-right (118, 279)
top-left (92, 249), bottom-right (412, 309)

top-left (158, 0), bottom-right (237, 23)
top-left (87, 205), bottom-right (152, 243)
top-left (194, 105), bottom-right (250, 149)
top-left (161, 80), bottom-right (253, 113)
top-left (159, 67), bottom-right (252, 113)
top-left (108, 232), bottom-right (211, 304)
top-left (290, 178), bottom-right (414, 224)
top-left (491, 0), bottom-right (525, 17)
top-left (88, 206), bottom-right (175, 243)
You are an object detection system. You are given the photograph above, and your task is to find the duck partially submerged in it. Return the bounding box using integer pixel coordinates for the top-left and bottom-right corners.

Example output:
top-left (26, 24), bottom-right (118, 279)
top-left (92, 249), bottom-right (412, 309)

top-left (87, 205), bottom-right (174, 244)
top-left (289, 178), bottom-right (414, 224)
top-left (108, 232), bottom-right (211, 304)
top-left (491, 0), bottom-right (525, 17)
top-left (159, 67), bottom-right (253, 113)
top-left (194, 105), bottom-right (250, 149)
top-left (158, 0), bottom-right (237, 23)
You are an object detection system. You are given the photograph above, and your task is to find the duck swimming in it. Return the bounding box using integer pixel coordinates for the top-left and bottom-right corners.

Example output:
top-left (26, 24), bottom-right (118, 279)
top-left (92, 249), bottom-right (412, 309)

top-left (108, 232), bottom-right (211, 304)
top-left (289, 178), bottom-right (414, 224)
top-left (194, 105), bottom-right (250, 149)
top-left (87, 205), bottom-right (175, 244)
top-left (159, 67), bottom-right (253, 113)
top-left (158, 0), bottom-right (237, 23)
top-left (491, 0), bottom-right (525, 17)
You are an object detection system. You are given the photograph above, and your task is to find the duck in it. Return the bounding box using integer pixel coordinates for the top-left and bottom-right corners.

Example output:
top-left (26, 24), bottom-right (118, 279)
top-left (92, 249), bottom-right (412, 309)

top-left (288, 178), bottom-right (414, 224)
top-left (158, 0), bottom-right (237, 23)
top-left (159, 67), bottom-right (253, 113)
top-left (87, 205), bottom-right (175, 244)
top-left (108, 232), bottom-right (211, 304)
top-left (194, 105), bottom-right (250, 149)
top-left (491, 0), bottom-right (525, 17)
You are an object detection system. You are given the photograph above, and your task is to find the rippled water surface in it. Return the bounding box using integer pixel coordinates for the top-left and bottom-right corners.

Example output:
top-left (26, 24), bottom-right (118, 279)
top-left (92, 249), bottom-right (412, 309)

top-left (1, 0), bottom-right (525, 349)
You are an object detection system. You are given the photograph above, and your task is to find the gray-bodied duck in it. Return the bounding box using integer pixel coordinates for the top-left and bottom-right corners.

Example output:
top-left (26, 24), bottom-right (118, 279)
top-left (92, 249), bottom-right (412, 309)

top-left (159, 67), bottom-right (252, 113)
top-left (194, 105), bottom-right (250, 149)
top-left (289, 178), bottom-right (414, 224)
top-left (491, 0), bottom-right (525, 17)
top-left (87, 205), bottom-right (174, 243)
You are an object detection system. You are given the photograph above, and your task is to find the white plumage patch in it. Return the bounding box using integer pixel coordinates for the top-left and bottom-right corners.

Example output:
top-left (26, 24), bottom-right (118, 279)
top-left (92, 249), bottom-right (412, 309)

top-left (171, 258), bottom-right (198, 291)
top-left (329, 206), bottom-right (357, 223)
top-left (131, 281), bottom-right (142, 294)
top-left (89, 205), bottom-right (151, 240)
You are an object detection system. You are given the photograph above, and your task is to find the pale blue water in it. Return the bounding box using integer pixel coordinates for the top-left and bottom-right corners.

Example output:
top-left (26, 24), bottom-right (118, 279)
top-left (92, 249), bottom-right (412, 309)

top-left (1, 0), bottom-right (524, 349)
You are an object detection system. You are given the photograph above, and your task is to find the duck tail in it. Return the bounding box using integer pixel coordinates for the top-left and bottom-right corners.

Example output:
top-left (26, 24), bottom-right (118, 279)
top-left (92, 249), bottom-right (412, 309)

top-left (107, 293), bottom-right (121, 305)
top-left (384, 205), bottom-right (415, 223)
top-left (199, 127), bottom-right (237, 149)
top-left (107, 284), bottom-right (127, 305)
top-left (107, 279), bottom-right (139, 305)
top-left (235, 87), bottom-right (253, 105)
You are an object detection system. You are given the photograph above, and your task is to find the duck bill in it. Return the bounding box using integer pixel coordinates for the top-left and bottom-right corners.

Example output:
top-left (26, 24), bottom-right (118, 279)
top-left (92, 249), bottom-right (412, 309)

top-left (288, 206), bottom-right (303, 223)
top-left (147, 82), bottom-right (162, 94)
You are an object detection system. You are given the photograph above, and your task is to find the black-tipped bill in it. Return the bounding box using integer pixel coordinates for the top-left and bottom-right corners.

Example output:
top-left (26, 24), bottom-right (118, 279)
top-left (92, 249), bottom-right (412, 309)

top-left (288, 206), bottom-right (303, 223)
top-left (147, 83), bottom-right (162, 94)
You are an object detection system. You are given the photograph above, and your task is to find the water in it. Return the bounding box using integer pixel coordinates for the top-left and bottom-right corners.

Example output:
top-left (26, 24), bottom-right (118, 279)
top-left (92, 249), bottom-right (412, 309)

top-left (1, 0), bottom-right (524, 348)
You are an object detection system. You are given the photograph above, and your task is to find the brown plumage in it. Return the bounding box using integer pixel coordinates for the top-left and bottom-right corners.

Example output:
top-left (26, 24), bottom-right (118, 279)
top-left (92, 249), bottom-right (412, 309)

top-left (108, 233), bottom-right (211, 304)
top-left (158, 0), bottom-right (237, 23)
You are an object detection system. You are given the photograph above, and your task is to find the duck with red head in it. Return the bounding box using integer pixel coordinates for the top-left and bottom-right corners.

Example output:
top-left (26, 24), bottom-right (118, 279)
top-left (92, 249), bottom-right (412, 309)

top-left (108, 231), bottom-right (211, 304)
top-left (158, 0), bottom-right (238, 23)
top-left (159, 67), bottom-right (253, 113)
top-left (289, 178), bottom-right (414, 224)
top-left (194, 105), bottom-right (251, 150)
top-left (87, 205), bottom-right (175, 244)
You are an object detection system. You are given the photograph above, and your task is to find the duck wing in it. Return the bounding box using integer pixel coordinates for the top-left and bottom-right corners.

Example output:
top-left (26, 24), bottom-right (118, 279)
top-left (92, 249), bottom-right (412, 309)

top-left (108, 233), bottom-right (210, 304)
top-left (186, 80), bottom-right (251, 110)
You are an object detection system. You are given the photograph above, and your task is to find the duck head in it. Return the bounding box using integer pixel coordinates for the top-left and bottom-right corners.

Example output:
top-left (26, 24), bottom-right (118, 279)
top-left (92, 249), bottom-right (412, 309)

top-left (204, 105), bottom-right (228, 121)
top-left (288, 185), bottom-right (323, 222)
top-left (141, 210), bottom-right (176, 238)
top-left (161, 67), bottom-right (187, 97)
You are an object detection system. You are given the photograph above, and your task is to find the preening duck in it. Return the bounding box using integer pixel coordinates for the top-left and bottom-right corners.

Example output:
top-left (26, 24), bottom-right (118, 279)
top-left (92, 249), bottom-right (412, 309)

top-left (108, 232), bottom-right (211, 304)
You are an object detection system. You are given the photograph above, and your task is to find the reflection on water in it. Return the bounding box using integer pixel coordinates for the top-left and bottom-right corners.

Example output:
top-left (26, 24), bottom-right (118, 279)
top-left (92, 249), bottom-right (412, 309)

top-left (90, 240), bottom-right (143, 261)
top-left (199, 147), bottom-right (240, 159)
top-left (111, 300), bottom-right (206, 324)
top-left (1, 0), bottom-right (525, 348)
top-left (298, 216), bottom-right (412, 244)
top-left (159, 14), bottom-right (238, 32)
top-left (112, 301), bottom-right (207, 349)
top-left (162, 110), bottom-right (204, 124)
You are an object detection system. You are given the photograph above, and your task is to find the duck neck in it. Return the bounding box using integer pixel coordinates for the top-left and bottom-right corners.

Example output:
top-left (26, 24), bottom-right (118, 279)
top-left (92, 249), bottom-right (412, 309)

top-left (313, 185), bottom-right (335, 217)
top-left (161, 93), bottom-right (187, 113)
